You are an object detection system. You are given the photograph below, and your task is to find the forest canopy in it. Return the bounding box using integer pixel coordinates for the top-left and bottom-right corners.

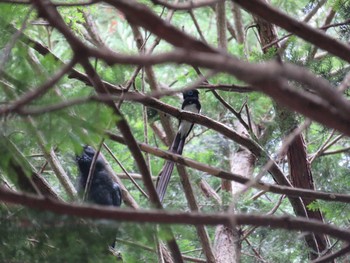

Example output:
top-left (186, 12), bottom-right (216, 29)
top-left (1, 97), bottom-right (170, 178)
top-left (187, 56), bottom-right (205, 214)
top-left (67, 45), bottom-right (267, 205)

top-left (0, 0), bottom-right (349, 262)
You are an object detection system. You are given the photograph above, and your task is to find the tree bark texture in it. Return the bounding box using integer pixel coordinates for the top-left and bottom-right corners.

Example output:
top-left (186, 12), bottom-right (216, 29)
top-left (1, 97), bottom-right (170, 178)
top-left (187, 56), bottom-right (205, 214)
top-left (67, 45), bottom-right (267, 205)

top-left (214, 225), bottom-right (241, 263)
top-left (287, 133), bottom-right (329, 254)
top-left (214, 120), bottom-right (256, 263)
top-left (252, 0), bottom-right (330, 258)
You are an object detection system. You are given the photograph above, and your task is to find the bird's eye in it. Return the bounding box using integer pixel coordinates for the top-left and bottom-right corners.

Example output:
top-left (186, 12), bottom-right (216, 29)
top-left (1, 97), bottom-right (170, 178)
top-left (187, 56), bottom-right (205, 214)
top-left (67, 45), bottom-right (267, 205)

top-left (188, 91), bottom-right (193, 95)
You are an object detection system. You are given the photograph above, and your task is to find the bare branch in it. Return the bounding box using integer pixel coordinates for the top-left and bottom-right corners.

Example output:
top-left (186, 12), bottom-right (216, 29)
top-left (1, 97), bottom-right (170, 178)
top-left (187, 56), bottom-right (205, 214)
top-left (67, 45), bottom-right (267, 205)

top-left (233, 0), bottom-right (350, 64)
top-left (0, 0), bottom-right (98, 6)
top-left (312, 244), bottom-right (350, 263)
top-left (107, 132), bottom-right (350, 204)
top-left (151, 0), bottom-right (224, 11)
top-left (103, 143), bottom-right (149, 199)
top-left (176, 165), bottom-right (216, 263)
top-left (1, 186), bottom-right (350, 242)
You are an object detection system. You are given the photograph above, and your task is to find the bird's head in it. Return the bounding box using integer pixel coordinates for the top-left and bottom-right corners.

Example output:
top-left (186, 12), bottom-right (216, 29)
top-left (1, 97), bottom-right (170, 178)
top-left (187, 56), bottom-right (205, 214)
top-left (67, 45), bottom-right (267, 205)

top-left (75, 145), bottom-right (104, 172)
top-left (183, 89), bottom-right (199, 100)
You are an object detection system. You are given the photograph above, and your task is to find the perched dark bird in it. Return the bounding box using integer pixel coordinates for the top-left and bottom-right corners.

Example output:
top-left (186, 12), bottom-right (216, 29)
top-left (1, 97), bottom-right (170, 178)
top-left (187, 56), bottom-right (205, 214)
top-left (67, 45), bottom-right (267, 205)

top-left (156, 90), bottom-right (201, 201)
top-left (76, 146), bottom-right (122, 207)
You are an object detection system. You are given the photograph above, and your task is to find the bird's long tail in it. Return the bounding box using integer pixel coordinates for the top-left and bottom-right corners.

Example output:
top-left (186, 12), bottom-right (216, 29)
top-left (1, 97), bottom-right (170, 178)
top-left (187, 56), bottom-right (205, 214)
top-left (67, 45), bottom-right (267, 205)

top-left (156, 133), bottom-right (185, 202)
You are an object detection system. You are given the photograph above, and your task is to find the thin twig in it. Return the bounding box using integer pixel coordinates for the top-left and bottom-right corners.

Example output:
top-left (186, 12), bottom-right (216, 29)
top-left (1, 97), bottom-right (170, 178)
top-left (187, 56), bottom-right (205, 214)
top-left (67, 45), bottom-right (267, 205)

top-left (83, 140), bottom-right (104, 202)
top-left (311, 244), bottom-right (350, 263)
top-left (103, 143), bottom-right (149, 199)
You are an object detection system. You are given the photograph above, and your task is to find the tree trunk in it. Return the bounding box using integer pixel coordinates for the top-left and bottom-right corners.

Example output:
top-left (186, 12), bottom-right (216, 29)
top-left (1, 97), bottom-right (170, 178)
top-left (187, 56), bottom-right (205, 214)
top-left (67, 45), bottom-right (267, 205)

top-left (214, 225), bottom-right (241, 263)
top-left (214, 120), bottom-right (256, 262)
top-left (288, 133), bottom-right (329, 254)
top-left (253, 0), bottom-right (331, 259)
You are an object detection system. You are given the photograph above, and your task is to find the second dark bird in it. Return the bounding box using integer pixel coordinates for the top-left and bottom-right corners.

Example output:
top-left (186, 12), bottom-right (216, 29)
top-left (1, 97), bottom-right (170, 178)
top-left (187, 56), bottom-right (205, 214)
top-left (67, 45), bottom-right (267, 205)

top-left (76, 145), bottom-right (122, 207)
top-left (156, 89), bottom-right (201, 201)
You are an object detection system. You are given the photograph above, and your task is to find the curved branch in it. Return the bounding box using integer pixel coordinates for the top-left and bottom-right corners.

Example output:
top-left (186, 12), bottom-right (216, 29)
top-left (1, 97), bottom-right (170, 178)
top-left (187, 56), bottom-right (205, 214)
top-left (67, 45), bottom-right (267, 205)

top-left (1, 186), bottom-right (350, 242)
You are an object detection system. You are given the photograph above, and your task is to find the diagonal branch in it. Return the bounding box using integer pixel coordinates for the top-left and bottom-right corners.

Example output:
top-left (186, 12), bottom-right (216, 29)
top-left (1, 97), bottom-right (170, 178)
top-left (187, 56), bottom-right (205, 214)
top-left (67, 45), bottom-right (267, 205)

top-left (107, 132), bottom-right (350, 204)
top-left (232, 0), bottom-right (350, 64)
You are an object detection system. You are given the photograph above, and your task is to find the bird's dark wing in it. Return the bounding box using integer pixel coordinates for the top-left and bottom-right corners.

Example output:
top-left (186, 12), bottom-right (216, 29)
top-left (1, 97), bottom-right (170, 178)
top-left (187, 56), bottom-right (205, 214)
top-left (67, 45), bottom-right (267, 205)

top-left (87, 171), bottom-right (114, 205)
top-left (111, 182), bottom-right (122, 207)
top-left (76, 145), bottom-right (123, 207)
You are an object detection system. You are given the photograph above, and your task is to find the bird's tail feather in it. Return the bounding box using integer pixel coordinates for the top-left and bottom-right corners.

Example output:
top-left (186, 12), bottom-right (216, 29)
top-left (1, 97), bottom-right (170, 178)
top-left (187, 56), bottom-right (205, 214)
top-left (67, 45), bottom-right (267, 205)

top-left (170, 132), bottom-right (182, 152)
top-left (156, 133), bottom-right (185, 201)
top-left (176, 137), bottom-right (185, 155)
top-left (156, 159), bottom-right (175, 201)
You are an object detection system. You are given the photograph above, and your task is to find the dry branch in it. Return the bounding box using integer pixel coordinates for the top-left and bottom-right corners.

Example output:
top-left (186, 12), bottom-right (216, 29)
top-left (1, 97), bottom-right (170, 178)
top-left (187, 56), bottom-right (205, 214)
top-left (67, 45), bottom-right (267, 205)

top-left (107, 132), bottom-right (350, 204)
top-left (1, 186), bottom-right (350, 243)
top-left (233, 0), bottom-right (350, 63)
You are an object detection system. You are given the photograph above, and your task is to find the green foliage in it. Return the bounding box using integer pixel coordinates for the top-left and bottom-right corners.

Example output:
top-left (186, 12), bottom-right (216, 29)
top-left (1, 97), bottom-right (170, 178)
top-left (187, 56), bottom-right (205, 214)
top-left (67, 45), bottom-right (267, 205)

top-left (0, 207), bottom-right (117, 263)
top-left (0, 1), bottom-right (349, 262)
top-left (0, 206), bottom-right (165, 262)
top-left (249, 47), bottom-right (278, 62)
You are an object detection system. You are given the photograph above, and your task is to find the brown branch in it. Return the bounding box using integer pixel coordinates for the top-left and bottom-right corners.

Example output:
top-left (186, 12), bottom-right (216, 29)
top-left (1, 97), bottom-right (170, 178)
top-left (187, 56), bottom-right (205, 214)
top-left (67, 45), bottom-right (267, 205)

top-left (0, 135), bottom-right (59, 199)
top-left (198, 179), bottom-right (222, 205)
top-left (80, 9), bottom-right (105, 47)
top-left (216, 0), bottom-right (227, 50)
top-left (151, 0), bottom-right (223, 11)
top-left (82, 140), bottom-right (104, 202)
top-left (176, 165), bottom-right (216, 263)
top-left (263, 16), bottom-right (350, 51)
top-left (107, 132), bottom-right (350, 204)
top-left (321, 147), bottom-right (350, 157)
top-left (27, 117), bottom-right (77, 199)
top-left (103, 0), bottom-right (216, 53)
top-left (309, 130), bottom-right (337, 163)
top-left (1, 187), bottom-right (350, 242)
top-left (242, 195), bottom-right (285, 241)
top-left (10, 89), bottom-right (349, 205)
top-left (10, 84), bottom-right (252, 115)
top-left (103, 143), bottom-right (149, 199)
top-left (8, 11), bottom-right (350, 137)
top-left (306, 8), bottom-right (336, 62)
top-left (198, 83), bottom-right (254, 93)
top-left (1, 89), bottom-right (294, 202)
top-left (82, 49), bottom-right (350, 137)
top-left (0, 0), bottom-right (97, 6)
top-left (129, 25), bottom-right (175, 147)
top-left (189, 10), bottom-right (207, 43)
top-left (233, 0), bottom-right (350, 64)
top-left (231, 2), bottom-right (244, 44)
top-left (302, 0), bottom-right (327, 23)
top-left (211, 90), bottom-right (251, 133)
top-left (244, 238), bottom-right (267, 262)
top-left (312, 244), bottom-right (350, 263)
top-left (90, 52), bottom-right (350, 121)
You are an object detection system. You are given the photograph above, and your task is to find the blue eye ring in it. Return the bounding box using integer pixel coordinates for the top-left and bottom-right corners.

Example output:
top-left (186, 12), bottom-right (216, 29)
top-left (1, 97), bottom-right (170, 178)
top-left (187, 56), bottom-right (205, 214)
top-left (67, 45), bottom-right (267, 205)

top-left (188, 91), bottom-right (193, 95)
